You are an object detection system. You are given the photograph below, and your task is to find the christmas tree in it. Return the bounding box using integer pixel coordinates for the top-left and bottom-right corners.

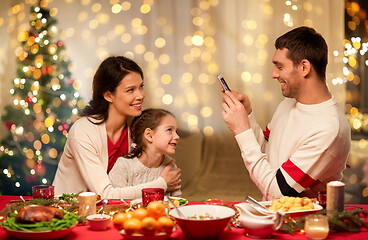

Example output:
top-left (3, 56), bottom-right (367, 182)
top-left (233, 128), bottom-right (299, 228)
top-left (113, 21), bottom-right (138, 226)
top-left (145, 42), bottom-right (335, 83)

top-left (0, 0), bottom-right (84, 195)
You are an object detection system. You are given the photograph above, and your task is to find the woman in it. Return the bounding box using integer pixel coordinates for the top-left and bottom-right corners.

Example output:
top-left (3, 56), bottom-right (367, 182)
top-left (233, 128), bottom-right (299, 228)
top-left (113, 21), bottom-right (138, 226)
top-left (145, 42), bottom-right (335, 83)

top-left (53, 56), bottom-right (181, 198)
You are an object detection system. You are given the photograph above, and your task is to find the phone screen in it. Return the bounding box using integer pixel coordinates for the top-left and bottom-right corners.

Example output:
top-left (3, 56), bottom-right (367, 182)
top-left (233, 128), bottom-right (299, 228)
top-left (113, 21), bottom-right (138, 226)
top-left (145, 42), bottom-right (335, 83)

top-left (217, 74), bottom-right (231, 92)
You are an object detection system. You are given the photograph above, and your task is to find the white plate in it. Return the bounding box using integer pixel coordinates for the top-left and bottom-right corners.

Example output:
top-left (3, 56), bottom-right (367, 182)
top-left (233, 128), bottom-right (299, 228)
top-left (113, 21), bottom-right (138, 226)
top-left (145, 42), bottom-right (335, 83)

top-left (3, 223), bottom-right (77, 240)
top-left (56, 193), bottom-right (102, 204)
top-left (130, 196), bottom-right (188, 206)
top-left (55, 193), bottom-right (78, 199)
top-left (259, 201), bottom-right (323, 217)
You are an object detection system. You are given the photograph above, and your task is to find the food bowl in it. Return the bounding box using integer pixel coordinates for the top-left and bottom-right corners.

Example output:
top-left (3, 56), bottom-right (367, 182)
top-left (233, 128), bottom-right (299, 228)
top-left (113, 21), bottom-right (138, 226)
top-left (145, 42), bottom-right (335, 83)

top-left (170, 204), bottom-right (235, 239)
top-left (86, 214), bottom-right (111, 231)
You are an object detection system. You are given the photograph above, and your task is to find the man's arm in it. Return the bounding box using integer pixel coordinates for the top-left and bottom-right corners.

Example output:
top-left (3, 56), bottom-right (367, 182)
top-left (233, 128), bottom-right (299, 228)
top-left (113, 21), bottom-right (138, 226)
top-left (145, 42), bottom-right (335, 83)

top-left (222, 91), bottom-right (267, 148)
top-left (222, 91), bottom-right (349, 200)
top-left (222, 91), bottom-right (251, 135)
top-left (236, 125), bottom-right (345, 200)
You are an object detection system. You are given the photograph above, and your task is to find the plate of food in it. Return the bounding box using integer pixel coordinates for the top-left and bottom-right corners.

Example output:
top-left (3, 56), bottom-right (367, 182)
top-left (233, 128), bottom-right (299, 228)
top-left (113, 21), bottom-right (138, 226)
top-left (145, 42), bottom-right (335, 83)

top-left (3, 224), bottom-right (78, 240)
top-left (1, 205), bottom-right (79, 240)
top-left (120, 230), bottom-right (172, 240)
top-left (259, 196), bottom-right (323, 218)
top-left (130, 196), bottom-right (188, 207)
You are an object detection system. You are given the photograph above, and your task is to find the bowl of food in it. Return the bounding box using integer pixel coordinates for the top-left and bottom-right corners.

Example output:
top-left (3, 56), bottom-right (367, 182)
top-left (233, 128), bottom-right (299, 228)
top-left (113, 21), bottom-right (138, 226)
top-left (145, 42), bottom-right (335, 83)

top-left (169, 204), bottom-right (235, 240)
top-left (86, 214), bottom-right (111, 231)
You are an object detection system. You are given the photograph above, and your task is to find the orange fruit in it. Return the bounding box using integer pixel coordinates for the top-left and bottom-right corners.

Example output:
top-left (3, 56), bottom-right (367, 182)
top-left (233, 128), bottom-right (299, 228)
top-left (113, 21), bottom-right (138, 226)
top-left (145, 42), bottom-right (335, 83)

top-left (146, 201), bottom-right (166, 220)
top-left (157, 216), bottom-right (174, 233)
top-left (132, 208), bottom-right (148, 220)
top-left (125, 211), bottom-right (134, 219)
top-left (113, 212), bottom-right (128, 230)
top-left (123, 218), bottom-right (142, 235)
top-left (141, 217), bottom-right (157, 235)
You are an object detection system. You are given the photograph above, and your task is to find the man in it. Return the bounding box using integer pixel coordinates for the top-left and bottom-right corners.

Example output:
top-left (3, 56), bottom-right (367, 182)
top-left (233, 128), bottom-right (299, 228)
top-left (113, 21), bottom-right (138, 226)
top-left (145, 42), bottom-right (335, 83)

top-left (222, 26), bottom-right (351, 200)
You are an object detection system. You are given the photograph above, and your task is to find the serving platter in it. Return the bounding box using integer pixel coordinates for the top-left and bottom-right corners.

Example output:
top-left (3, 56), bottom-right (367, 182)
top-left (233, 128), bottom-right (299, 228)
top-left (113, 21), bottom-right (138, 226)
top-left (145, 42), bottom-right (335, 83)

top-left (3, 223), bottom-right (77, 240)
top-left (259, 201), bottom-right (323, 218)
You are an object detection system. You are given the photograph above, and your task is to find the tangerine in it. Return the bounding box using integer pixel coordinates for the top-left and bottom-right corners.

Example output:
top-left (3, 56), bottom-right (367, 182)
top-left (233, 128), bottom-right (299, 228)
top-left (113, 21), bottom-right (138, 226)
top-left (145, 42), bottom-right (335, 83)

top-left (123, 218), bottom-right (142, 235)
top-left (141, 216), bottom-right (157, 235)
top-left (132, 208), bottom-right (148, 220)
top-left (112, 212), bottom-right (128, 230)
top-left (147, 201), bottom-right (166, 220)
top-left (125, 211), bottom-right (134, 219)
top-left (157, 216), bottom-right (174, 233)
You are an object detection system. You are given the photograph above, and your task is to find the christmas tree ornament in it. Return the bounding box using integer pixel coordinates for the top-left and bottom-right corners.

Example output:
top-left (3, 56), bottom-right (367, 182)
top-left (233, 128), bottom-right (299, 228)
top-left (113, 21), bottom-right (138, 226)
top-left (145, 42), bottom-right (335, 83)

top-left (0, 0), bottom-right (85, 195)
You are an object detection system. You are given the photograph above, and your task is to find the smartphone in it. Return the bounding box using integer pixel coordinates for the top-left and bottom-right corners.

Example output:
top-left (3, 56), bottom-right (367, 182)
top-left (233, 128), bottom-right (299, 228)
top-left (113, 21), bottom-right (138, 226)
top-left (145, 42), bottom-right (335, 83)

top-left (217, 74), bottom-right (231, 92)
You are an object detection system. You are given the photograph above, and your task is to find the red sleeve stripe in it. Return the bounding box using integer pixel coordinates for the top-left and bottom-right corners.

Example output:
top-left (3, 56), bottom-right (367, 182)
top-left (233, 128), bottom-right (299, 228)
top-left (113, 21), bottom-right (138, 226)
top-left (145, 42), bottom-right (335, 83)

top-left (263, 126), bottom-right (270, 141)
top-left (309, 178), bottom-right (321, 188)
top-left (281, 159), bottom-right (318, 189)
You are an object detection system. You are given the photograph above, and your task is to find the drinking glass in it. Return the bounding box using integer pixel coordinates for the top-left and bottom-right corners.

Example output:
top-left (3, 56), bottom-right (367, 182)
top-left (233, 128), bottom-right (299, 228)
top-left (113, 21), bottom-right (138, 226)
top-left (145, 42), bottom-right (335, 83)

top-left (142, 188), bottom-right (164, 205)
top-left (317, 191), bottom-right (327, 208)
top-left (304, 214), bottom-right (329, 240)
top-left (32, 185), bottom-right (54, 199)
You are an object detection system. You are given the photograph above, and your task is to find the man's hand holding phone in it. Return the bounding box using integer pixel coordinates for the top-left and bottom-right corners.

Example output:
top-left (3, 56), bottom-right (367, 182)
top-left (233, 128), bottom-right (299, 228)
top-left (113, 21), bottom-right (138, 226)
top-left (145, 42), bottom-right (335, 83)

top-left (217, 74), bottom-right (252, 114)
top-left (222, 91), bottom-right (251, 135)
top-left (217, 74), bottom-right (231, 92)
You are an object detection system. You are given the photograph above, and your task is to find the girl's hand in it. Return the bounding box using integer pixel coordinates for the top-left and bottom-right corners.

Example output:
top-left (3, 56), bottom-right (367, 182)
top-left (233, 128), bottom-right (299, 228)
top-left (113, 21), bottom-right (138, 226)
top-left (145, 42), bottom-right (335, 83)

top-left (160, 159), bottom-right (182, 191)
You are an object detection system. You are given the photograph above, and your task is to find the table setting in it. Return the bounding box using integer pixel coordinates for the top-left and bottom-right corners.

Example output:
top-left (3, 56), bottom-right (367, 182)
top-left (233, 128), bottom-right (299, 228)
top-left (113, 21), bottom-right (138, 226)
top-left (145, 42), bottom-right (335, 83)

top-left (0, 181), bottom-right (368, 240)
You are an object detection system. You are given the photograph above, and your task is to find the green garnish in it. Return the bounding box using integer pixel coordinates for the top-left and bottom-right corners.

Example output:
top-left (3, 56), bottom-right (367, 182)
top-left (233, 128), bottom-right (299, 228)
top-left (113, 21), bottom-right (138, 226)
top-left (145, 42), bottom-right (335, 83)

top-left (0, 212), bottom-right (79, 232)
top-left (60, 193), bottom-right (78, 204)
top-left (169, 198), bottom-right (188, 206)
top-left (178, 198), bottom-right (188, 205)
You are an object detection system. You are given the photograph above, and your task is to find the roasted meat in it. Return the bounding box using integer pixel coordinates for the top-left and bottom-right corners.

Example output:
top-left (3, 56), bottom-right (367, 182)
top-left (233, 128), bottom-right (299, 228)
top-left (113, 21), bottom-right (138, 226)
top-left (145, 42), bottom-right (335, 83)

top-left (15, 205), bottom-right (64, 223)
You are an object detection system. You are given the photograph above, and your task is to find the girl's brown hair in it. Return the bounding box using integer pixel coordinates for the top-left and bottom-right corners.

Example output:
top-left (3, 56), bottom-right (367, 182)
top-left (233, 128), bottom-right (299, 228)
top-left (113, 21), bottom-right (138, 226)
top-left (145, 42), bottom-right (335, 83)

top-left (126, 108), bottom-right (175, 158)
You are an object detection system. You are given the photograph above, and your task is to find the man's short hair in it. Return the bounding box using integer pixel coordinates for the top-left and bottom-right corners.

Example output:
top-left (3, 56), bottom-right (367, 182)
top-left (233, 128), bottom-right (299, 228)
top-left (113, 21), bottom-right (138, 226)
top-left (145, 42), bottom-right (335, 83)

top-left (275, 26), bottom-right (328, 79)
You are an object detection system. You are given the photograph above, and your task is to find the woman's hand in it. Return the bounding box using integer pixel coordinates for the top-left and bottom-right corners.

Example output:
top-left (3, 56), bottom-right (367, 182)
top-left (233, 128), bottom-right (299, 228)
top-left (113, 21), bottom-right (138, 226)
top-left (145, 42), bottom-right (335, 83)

top-left (160, 159), bottom-right (182, 191)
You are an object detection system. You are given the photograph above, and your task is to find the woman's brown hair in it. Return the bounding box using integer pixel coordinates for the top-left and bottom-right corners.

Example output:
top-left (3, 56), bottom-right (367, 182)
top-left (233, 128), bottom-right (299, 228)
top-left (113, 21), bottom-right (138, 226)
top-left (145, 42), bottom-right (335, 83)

top-left (81, 56), bottom-right (143, 123)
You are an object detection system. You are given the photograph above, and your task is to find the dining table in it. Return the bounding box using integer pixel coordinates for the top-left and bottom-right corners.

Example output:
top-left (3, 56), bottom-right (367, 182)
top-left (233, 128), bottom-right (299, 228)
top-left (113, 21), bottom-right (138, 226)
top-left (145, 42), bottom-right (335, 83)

top-left (0, 195), bottom-right (367, 240)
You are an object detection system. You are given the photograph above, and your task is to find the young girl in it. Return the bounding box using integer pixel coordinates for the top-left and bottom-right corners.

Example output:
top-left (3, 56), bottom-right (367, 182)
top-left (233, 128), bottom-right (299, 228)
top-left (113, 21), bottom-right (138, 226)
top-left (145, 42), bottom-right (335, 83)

top-left (109, 108), bottom-right (182, 197)
top-left (53, 57), bottom-right (181, 199)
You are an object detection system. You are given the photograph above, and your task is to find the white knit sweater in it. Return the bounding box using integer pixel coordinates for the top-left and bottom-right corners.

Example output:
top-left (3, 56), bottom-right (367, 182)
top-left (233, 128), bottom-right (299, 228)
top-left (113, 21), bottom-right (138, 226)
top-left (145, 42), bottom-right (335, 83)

top-left (109, 155), bottom-right (181, 197)
top-left (53, 116), bottom-right (167, 199)
top-left (235, 97), bottom-right (351, 200)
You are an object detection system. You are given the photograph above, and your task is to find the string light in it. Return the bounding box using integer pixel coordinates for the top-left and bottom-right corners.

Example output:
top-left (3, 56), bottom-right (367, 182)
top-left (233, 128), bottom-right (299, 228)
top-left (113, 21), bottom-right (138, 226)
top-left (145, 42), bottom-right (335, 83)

top-left (0, 0), bottom-right (366, 199)
top-left (344, 29), bottom-right (368, 133)
top-left (0, 1), bottom-right (86, 194)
